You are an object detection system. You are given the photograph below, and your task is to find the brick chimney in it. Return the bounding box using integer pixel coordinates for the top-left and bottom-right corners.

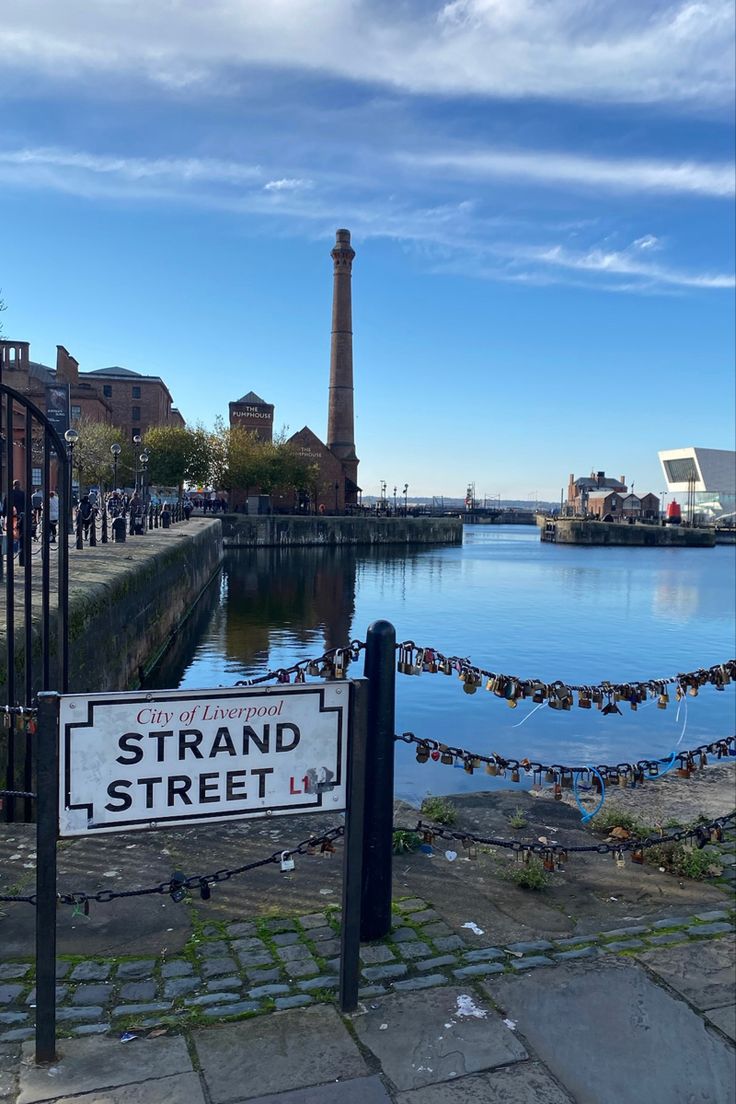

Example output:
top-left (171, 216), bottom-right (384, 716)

top-left (56, 346), bottom-right (79, 386)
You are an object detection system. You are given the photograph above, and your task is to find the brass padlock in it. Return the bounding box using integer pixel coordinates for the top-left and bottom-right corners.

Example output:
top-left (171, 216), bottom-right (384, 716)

top-left (416, 745), bottom-right (430, 764)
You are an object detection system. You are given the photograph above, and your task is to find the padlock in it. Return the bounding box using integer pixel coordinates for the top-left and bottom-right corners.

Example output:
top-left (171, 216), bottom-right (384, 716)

top-left (631, 848), bottom-right (644, 865)
top-left (320, 838), bottom-right (336, 857)
top-left (411, 648), bottom-right (424, 675)
top-left (280, 851), bottom-right (295, 872)
top-left (277, 669), bottom-right (290, 684)
top-left (294, 667), bottom-right (306, 684)
top-left (169, 871), bottom-right (187, 903)
top-left (510, 767), bottom-right (520, 783)
top-left (333, 649), bottom-right (346, 679)
top-left (485, 761), bottom-right (498, 776)
top-left (553, 782), bottom-right (562, 801)
top-left (199, 879), bottom-right (212, 900)
top-left (543, 851), bottom-right (555, 872)
top-left (615, 849), bottom-right (625, 869)
top-left (416, 745), bottom-right (430, 764)
top-left (440, 749), bottom-right (454, 766)
top-left (578, 694), bottom-right (592, 709)
top-left (308, 660), bottom-right (321, 677)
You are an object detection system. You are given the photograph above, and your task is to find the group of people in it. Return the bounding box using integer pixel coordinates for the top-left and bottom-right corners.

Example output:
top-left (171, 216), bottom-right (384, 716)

top-left (1, 480), bottom-right (60, 550)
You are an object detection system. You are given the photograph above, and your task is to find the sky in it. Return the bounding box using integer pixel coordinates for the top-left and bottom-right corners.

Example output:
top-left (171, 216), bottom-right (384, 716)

top-left (0, 0), bottom-right (734, 501)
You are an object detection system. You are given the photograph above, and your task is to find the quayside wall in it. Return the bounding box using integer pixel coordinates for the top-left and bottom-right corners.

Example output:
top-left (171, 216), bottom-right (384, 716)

top-left (1, 515), bottom-right (461, 703)
top-left (220, 515), bottom-right (463, 547)
top-left (542, 518), bottom-right (714, 547)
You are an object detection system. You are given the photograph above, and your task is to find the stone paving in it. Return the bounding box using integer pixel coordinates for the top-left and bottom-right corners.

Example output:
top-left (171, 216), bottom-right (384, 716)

top-left (0, 899), bottom-right (733, 1047)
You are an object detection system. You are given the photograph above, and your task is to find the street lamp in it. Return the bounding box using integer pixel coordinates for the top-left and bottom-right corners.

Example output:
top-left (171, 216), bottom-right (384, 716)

top-left (132, 434), bottom-right (141, 496)
top-left (393, 485), bottom-right (397, 514)
top-left (64, 428), bottom-right (79, 534)
top-left (380, 480), bottom-right (386, 512)
top-left (403, 483), bottom-right (409, 516)
top-left (110, 443), bottom-right (121, 500)
top-left (140, 450), bottom-right (150, 520)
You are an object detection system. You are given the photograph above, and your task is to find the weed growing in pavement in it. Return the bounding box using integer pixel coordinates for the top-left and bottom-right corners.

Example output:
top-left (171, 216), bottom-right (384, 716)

top-left (420, 796), bottom-right (458, 826)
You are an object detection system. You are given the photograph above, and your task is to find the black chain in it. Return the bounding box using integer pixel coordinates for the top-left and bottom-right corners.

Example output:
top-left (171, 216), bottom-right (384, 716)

top-left (399, 811), bottom-right (736, 858)
top-left (0, 789), bottom-right (36, 800)
top-left (396, 732), bottom-right (736, 785)
top-left (0, 825), bottom-right (345, 907)
top-left (234, 640), bottom-right (366, 686)
top-left (394, 643), bottom-right (735, 710)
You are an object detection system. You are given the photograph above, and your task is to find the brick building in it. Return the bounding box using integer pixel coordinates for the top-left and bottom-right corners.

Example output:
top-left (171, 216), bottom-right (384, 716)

top-left (567, 471), bottom-right (627, 515)
top-left (85, 366), bottom-right (184, 441)
top-left (228, 392), bottom-right (274, 443)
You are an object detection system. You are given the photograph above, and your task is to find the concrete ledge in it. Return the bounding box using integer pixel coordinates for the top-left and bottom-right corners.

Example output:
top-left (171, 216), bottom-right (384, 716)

top-left (220, 515), bottom-right (463, 548)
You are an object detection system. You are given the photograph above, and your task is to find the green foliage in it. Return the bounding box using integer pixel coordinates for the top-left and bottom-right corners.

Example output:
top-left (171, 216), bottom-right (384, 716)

top-left (420, 796), bottom-right (458, 826)
top-left (211, 421), bottom-right (317, 499)
top-left (392, 829), bottom-right (421, 855)
top-left (589, 808), bottom-right (653, 839)
top-left (144, 424), bottom-right (212, 493)
top-left (70, 415), bottom-right (125, 490)
top-left (508, 806), bottom-right (528, 829)
top-left (506, 856), bottom-right (551, 890)
top-left (645, 842), bottom-right (722, 880)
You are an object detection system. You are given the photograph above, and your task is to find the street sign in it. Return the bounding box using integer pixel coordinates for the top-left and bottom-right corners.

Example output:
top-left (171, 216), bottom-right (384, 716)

top-left (58, 683), bottom-right (350, 836)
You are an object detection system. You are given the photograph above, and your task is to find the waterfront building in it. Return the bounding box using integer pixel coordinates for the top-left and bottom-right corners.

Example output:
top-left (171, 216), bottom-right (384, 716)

top-left (658, 447), bottom-right (736, 523)
top-left (566, 471), bottom-right (627, 515)
top-left (0, 340), bottom-right (184, 443)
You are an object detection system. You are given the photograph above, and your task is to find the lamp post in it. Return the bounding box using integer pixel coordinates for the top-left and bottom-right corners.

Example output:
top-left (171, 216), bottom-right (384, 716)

top-left (132, 434), bottom-right (141, 496)
top-left (64, 428), bottom-right (79, 534)
top-left (403, 483), bottom-right (408, 516)
top-left (110, 443), bottom-right (121, 502)
top-left (380, 480), bottom-right (386, 513)
top-left (140, 450), bottom-right (150, 518)
top-left (393, 485), bottom-right (397, 515)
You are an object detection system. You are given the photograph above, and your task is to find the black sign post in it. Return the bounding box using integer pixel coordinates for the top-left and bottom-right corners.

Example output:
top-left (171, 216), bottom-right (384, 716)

top-left (339, 678), bottom-right (367, 1013)
top-left (35, 692), bottom-right (60, 1063)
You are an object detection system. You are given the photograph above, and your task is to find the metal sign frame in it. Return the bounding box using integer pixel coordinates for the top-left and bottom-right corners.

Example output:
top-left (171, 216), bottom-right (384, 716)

top-left (58, 682), bottom-right (351, 835)
top-left (34, 680), bottom-right (367, 1061)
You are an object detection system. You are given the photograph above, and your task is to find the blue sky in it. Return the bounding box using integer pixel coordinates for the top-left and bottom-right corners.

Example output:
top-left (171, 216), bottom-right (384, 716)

top-left (1, 0), bottom-right (734, 499)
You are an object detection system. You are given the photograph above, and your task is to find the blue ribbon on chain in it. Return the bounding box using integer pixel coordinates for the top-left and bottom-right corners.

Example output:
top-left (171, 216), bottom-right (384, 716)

top-left (573, 767), bottom-right (605, 823)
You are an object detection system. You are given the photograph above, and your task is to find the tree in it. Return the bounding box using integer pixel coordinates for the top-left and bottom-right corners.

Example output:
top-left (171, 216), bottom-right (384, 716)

top-left (211, 421), bottom-right (264, 495)
top-left (72, 415), bottom-right (125, 490)
top-left (144, 424), bottom-right (213, 498)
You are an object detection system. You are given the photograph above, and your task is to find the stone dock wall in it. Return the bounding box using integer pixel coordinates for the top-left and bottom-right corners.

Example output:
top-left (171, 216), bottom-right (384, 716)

top-left (542, 518), bottom-right (714, 547)
top-left (220, 515), bottom-right (463, 547)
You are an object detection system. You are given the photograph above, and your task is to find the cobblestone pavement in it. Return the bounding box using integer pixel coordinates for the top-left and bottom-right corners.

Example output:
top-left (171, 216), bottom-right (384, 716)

top-left (0, 899), bottom-right (733, 1047)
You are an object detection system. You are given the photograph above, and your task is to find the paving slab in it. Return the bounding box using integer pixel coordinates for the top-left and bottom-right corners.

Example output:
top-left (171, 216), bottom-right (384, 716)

top-left (351, 985), bottom-right (527, 1092)
top-left (192, 1005), bottom-right (368, 1102)
top-left (703, 1004), bottom-right (736, 1042)
top-left (17, 1036), bottom-right (192, 1104)
top-left (395, 1061), bottom-right (574, 1103)
top-left (33, 1072), bottom-right (206, 1104)
top-left (635, 936), bottom-right (735, 1010)
top-left (485, 958), bottom-right (735, 1104)
top-left (244, 1074), bottom-right (392, 1103)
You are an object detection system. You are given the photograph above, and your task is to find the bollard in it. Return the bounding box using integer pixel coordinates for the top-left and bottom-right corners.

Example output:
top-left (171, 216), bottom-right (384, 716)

top-left (112, 516), bottom-right (126, 542)
top-left (360, 619), bottom-right (396, 941)
top-left (89, 513), bottom-right (97, 547)
top-left (161, 509), bottom-right (171, 529)
top-left (154, 506), bottom-right (159, 529)
top-left (75, 514), bottom-right (83, 550)
top-left (148, 504), bottom-right (154, 530)
top-left (101, 509), bottom-right (108, 543)
top-left (129, 509), bottom-right (135, 537)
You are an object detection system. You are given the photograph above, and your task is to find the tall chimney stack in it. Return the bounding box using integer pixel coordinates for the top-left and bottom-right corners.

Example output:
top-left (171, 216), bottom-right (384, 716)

top-left (327, 229), bottom-right (358, 491)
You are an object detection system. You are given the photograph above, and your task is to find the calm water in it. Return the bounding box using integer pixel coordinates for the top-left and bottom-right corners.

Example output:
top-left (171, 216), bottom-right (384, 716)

top-left (148, 526), bottom-right (736, 803)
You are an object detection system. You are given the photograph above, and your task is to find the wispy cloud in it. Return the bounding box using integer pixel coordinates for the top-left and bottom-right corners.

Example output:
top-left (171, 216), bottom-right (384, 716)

top-left (263, 178), bottom-right (313, 192)
top-left (400, 148), bottom-right (735, 199)
top-left (0, 1), bottom-right (732, 108)
top-left (519, 242), bottom-right (735, 289)
top-left (0, 148), bottom-right (261, 184)
top-left (0, 144), bottom-right (731, 295)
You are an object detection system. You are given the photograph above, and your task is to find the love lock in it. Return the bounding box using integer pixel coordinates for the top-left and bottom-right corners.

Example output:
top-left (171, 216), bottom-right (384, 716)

top-left (280, 851), bottom-right (295, 872)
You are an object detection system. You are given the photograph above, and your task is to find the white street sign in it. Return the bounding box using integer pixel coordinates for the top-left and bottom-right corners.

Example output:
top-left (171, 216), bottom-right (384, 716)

top-left (58, 683), bottom-right (350, 836)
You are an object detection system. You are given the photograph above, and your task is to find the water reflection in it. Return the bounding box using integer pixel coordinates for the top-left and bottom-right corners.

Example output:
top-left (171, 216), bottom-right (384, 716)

top-left (149, 529), bottom-right (736, 802)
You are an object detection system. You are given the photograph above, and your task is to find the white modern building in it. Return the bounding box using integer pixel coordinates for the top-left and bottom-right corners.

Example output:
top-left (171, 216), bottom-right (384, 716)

top-left (658, 447), bottom-right (736, 522)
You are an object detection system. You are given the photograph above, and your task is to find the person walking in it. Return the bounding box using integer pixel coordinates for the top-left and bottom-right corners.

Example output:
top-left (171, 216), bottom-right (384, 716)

top-left (78, 494), bottom-right (94, 542)
top-left (47, 490), bottom-right (59, 543)
top-left (2, 480), bottom-right (26, 549)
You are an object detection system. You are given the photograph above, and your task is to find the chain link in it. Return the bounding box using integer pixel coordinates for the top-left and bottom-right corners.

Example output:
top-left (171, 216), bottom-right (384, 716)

top-left (234, 641), bottom-right (365, 686)
top-left (393, 643), bottom-right (735, 711)
top-left (396, 731), bottom-right (736, 784)
top-left (400, 811), bottom-right (736, 858)
top-left (0, 790), bottom-right (37, 800)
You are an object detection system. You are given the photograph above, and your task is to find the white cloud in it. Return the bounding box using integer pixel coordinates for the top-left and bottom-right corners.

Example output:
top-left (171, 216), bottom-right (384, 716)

top-left (0, 0), bottom-right (732, 107)
top-left (0, 148), bottom-right (261, 184)
top-left (263, 178), bottom-right (313, 192)
top-left (399, 148), bottom-right (735, 199)
top-left (523, 242), bottom-right (735, 289)
top-left (633, 234), bottom-right (661, 250)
